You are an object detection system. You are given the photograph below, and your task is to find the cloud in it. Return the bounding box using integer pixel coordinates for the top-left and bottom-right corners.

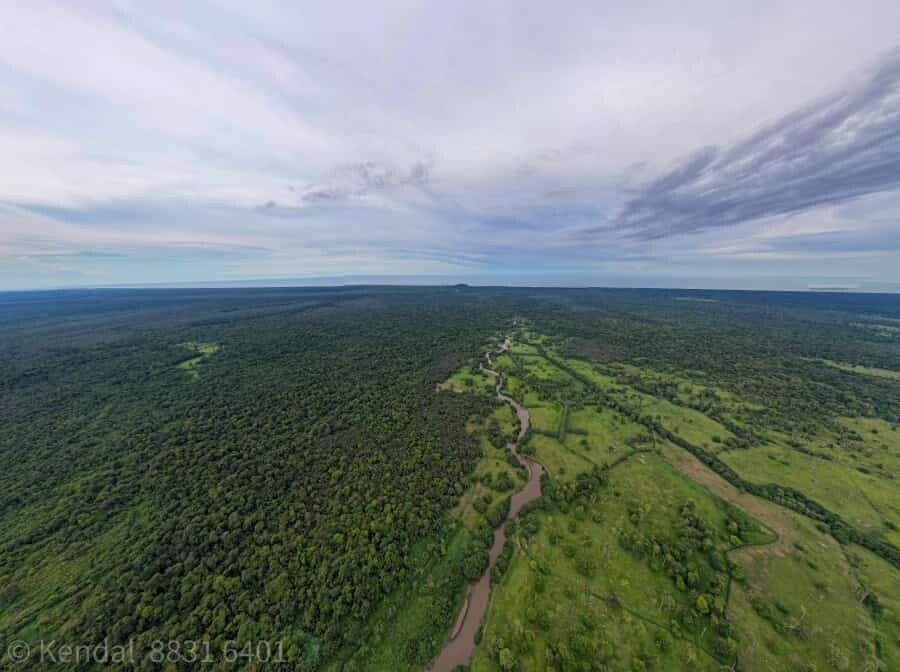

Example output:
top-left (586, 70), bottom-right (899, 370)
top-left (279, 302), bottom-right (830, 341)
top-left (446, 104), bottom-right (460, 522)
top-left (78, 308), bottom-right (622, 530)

top-left (598, 48), bottom-right (900, 240)
top-left (296, 160), bottom-right (431, 203)
top-left (3, 2), bottom-right (900, 289)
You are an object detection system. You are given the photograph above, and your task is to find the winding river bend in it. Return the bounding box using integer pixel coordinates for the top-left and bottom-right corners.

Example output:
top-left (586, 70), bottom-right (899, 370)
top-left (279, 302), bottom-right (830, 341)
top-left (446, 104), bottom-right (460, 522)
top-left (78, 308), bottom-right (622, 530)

top-left (428, 341), bottom-right (544, 672)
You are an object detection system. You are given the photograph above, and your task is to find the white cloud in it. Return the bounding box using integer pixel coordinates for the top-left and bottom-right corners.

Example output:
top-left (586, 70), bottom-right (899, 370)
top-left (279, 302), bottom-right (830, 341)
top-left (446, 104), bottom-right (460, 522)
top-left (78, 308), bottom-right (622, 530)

top-left (1, 0), bottom-right (899, 288)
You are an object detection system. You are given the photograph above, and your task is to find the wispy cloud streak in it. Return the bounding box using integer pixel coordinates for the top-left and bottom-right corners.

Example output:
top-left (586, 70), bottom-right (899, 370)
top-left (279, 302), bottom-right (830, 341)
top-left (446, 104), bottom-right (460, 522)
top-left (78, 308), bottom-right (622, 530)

top-left (601, 49), bottom-right (900, 240)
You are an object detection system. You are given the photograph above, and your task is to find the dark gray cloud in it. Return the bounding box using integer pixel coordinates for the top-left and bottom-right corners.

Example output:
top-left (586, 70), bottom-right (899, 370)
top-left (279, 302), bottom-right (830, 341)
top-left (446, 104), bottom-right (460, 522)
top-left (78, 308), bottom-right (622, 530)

top-left (599, 49), bottom-right (900, 240)
top-left (298, 160), bottom-right (431, 203)
top-left (255, 160), bottom-right (431, 213)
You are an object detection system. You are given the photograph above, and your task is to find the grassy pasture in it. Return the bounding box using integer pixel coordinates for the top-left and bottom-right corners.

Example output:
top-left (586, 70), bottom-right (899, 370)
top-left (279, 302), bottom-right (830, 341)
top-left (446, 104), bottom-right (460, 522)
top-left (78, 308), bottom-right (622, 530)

top-left (501, 372), bottom-right (544, 408)
top-left (601, 381), bottom-right (735, 452)
top-left (492, 352), bottom-right (517, 371)
top-left (641, 396), bottom-right (734, 449)
top-left (176, 341), bottom-right (219, 378)
top-left (529, 434), bottom-right (594, 480)
top-left (847, 544), bottom-right (900, 671)
top-left (661, 441), bottom-right (879, 672)
top-left (808, 417), bottom-right (900, 476)
top-left (556, 357), bottom-right (619, 388)
top-left (720, 443), bottom-right (900, 542)
top-left (508, 342), bottom-right (540, 356)
top-left (564, 405), bottom-right (648, 465)
top-left (820, 358), bottom-right (900, 382)
top-left (529, 403), bottom-right (562, 434)
top-left (437, 329), bottom-right (897, 672)
top-left (441, 365), bottom-right (496, 395)
top-left (473, 453), bottom-right (777, 671)
top-left (523, 357), bottom-right (573, 383)
top-left (454, 405), bottom-right (525, 527)
top-left (726, 510), bottom-right (878, 672)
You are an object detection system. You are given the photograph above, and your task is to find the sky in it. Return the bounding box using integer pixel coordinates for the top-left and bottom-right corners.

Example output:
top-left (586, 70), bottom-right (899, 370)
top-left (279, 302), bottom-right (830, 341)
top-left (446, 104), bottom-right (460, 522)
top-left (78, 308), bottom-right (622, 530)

top-left (1, 1), bottom-right (900, 291)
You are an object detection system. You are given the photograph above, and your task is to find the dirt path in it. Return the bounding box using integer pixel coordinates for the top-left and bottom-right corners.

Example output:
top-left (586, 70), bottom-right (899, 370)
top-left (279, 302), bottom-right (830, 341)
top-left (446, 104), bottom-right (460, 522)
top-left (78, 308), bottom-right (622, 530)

top-left (664, 445), bottom-right (799, 558)
top-left (427, 340), bottom-right (543, 672)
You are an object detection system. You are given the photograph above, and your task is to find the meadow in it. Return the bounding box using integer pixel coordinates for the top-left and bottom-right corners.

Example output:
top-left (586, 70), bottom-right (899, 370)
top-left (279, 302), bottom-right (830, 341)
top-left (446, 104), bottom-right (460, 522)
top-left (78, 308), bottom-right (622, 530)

top-left (467, 324), bottom-right (895, 672)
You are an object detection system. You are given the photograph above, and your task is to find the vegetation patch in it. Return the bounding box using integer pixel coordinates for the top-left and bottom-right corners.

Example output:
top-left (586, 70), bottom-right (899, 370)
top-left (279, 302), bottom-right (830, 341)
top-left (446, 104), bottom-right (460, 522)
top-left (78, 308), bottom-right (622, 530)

top-left (175, 341), bottom-right (219, 378)
top-left (846, 544), bottom-right (900, 671)
top-left (440, 364), bottom-right (497, 395)
top-left (473, 453), bottom-right (775, 671)
top-left (820, 358), bottom-right (900, 382)
top-left (720, 443), bottom-right (900, 541)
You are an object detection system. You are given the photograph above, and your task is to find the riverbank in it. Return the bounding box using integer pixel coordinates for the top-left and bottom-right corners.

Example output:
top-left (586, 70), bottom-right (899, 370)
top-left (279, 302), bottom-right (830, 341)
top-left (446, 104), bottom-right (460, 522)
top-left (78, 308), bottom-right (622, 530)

top-left (427, 339), bottom-right (543, 672)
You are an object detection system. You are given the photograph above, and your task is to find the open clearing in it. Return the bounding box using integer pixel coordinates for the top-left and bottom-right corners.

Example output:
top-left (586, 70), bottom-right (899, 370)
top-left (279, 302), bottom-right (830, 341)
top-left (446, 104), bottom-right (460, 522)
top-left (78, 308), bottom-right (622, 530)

top-left (466, 328), bottom-right (885, 672)
top-left (176, 341), bottom-right (219, 378)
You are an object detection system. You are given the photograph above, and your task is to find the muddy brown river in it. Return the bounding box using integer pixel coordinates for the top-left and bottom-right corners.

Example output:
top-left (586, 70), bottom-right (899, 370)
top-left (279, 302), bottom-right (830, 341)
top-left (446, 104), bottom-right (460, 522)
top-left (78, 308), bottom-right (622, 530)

top-left (427, 342), bottom-right (543, 672)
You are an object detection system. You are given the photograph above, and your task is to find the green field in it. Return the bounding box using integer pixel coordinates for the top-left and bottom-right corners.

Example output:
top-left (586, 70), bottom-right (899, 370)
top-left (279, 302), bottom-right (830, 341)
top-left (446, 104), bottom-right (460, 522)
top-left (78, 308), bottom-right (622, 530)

top-left (508, 342), bottom-right (540, 356)
top-left (847, 544), bottom-right (900, 671)
top-left (720, 443), bottom-right (900, 543)
top-left (441, 364), bottom-right (497, 396)
top-left (466, 328), bottom-right (894, 672)
top-left (528, 434), bottom-right (594, 480)
top-left (453, 406), bottom-right (526, 529)
top-left (473, 452), bottom-right (785, 671)
top-left (176, 341), bottom-right (219, 378)
top-left (563, 406), bottom-right (649, 465)
top-left (726, 507), bottom-right (877, 671)
top-left (529, 403), bottom-right (562, 435)
top-left (820, 358), bottom-right (900, 382)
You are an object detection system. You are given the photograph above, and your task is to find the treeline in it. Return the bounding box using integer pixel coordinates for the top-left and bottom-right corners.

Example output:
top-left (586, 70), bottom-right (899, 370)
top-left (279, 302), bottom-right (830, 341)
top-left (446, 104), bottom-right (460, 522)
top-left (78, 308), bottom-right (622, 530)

top-left (659, 428), bottom-right (900, 569)
top-left (527, 341), bottom-right (900, 570)
top-left (527, 291), bottom-right (900, 432)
